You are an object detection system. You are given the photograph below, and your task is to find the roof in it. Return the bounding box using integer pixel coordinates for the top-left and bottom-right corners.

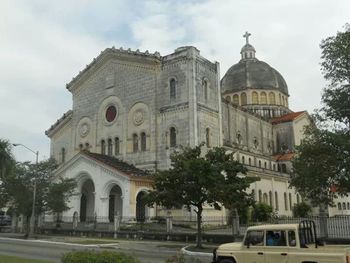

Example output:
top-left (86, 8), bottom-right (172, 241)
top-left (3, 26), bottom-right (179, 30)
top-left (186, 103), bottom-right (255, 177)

top-left (82, 151), bottom-right (150, 177)
top-left (272, 152), bottom-right (294, 161)
top-left (45, 110), bottom-right (73, 137)
top-left (270, 111), bottom-right (306, 125)
top-left (221, 58), bottom-right (288, 95)
top-left (248, 224), bottom-right (299, 231)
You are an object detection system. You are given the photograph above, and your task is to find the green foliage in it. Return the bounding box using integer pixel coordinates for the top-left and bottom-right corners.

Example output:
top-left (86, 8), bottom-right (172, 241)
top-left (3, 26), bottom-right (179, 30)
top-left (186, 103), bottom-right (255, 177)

top-left (146, 145), bottom-right (257, 247)
top-left (291, 25), bottom-right (350, 206)
top-left (252, 203), bottom-right (273, 222)
top-left (320, 23), bottom-right (350, 86)
top-left (293, 202), bottom-right (312, 217)
top-left (0, 158), bottom-right (76, 219)
top-left (0, 139), bottom-right (15, 179)
top-left (61, 250), bottom-right (140, 263)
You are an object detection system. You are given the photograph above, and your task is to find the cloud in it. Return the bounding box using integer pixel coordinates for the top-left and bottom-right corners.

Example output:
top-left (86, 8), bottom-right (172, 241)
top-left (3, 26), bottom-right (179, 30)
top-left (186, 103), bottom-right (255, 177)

top-left (1, 0), bottom-right (349, 162)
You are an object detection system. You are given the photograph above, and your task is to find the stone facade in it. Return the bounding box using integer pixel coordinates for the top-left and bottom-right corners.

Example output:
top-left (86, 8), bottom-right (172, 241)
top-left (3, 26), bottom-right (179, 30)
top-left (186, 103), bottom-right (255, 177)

top-left (46, 43), bottom-right (311, 221)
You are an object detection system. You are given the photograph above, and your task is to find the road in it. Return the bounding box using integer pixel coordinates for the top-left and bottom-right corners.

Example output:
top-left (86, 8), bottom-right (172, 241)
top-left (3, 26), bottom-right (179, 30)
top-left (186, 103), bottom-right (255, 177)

top-left (0, 237), bottom-right (211, 263)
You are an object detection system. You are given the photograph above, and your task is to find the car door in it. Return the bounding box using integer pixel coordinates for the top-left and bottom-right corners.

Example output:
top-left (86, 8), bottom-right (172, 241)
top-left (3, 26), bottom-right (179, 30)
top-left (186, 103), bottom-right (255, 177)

top-left (243, 230), bottom-right (265, 263)
top-left (264, 230), bottom-right (289, 263)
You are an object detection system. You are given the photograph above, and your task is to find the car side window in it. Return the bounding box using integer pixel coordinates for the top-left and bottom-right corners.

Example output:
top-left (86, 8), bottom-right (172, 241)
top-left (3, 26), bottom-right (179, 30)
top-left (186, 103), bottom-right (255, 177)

top-left (288, 230), bottom-right (296, 247)
top-left (266, 230), bottom-right (287, 246)
top-left (244, 230), bottom-right (264, 246)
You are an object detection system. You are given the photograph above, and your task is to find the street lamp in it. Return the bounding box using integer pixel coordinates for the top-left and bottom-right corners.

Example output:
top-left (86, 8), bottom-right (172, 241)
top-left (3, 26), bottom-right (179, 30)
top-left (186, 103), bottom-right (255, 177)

top-left (12, 143), bottom-right (39, 237)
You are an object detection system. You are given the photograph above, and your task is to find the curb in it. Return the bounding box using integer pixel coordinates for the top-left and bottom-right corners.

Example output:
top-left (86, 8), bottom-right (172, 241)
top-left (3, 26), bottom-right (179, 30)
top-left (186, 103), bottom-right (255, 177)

top-left (181, 246), bottom-right (212, 257)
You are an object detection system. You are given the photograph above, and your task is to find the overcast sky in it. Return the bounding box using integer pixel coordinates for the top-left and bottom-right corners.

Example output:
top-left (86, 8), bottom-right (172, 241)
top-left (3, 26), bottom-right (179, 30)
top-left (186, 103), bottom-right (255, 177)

top-left (1, 0), bottom-right (349, 162)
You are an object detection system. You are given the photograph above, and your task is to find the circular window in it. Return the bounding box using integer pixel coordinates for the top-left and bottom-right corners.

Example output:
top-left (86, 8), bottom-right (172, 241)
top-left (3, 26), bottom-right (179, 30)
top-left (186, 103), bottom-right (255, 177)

top-left (105, 105), bottom-right (117, 122)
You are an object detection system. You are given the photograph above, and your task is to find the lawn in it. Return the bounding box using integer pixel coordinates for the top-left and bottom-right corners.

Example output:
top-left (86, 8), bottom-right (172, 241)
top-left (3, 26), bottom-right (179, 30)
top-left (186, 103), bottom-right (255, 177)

top-left (0, 254), bottom-right (52, 263)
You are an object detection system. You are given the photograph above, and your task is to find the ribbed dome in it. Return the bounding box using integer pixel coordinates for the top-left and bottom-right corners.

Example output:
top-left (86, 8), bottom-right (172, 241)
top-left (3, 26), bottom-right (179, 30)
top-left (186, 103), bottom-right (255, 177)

top-left (221, 58), bottom-right (289, 95)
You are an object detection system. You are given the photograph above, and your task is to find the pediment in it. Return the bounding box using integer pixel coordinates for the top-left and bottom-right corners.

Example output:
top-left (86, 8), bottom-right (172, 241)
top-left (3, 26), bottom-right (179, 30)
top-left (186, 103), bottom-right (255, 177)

top-left (66, 47), bottom-right (161, 93)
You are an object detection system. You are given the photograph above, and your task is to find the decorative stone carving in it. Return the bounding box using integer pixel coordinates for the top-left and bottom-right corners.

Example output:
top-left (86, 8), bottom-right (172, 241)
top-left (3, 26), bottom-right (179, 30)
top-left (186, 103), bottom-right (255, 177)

top-left (133, 110), bottom-right (144, 126)
top-left (79, 123), bottom-right (90, 137)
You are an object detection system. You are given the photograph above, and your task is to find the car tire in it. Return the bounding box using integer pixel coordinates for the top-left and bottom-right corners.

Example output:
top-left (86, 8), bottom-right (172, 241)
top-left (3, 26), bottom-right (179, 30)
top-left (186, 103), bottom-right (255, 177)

top-left (220, 259), bottom-right (234, 263)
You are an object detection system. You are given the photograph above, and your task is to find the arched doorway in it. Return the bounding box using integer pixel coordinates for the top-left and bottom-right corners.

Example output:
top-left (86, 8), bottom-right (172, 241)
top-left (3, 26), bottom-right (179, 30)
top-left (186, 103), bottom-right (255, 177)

top-left (80, 179), bottom-right (95, 222)
top-left (136, 191), bottom-right (147, 222)
top-left (108, 185), bottom-right (123, 222)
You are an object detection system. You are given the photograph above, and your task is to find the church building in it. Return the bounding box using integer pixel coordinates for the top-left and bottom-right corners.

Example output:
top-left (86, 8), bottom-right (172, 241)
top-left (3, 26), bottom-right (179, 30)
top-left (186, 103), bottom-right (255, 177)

top-left (45, 33), bottom-right (311, 222)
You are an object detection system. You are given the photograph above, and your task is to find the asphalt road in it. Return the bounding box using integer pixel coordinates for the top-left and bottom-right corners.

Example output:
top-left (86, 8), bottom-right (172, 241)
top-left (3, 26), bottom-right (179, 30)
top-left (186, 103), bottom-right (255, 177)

top-left (0, 237), bottom-right (212, 263)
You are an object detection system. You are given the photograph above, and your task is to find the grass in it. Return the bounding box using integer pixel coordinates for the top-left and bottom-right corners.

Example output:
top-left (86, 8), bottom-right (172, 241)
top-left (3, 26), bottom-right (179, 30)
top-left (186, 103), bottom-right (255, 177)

top-left (0, 254), bottom-right (52, 263)
top-left (64, 238), bottom-right (119, 245)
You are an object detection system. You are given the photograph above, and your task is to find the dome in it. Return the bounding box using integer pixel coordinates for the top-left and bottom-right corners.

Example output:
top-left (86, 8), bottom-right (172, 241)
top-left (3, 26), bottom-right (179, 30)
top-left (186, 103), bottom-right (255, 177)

top-left (222, 32), bottom-right (288, 95)
top-left (221, 59), bottom-right (289, 95)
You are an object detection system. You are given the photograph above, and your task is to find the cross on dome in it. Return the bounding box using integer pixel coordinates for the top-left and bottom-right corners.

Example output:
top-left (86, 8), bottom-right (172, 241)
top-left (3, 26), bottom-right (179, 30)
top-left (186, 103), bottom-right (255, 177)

top-left (243, 31), bottom-right (251, 44)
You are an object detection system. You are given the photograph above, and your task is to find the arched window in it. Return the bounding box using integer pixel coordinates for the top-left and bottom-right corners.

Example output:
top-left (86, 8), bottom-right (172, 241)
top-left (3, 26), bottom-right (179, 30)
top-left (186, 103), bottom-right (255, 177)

top-left (263, 193), bottom-right (268, 204)
top-left (242, 156), bottom-right (245, 164)
top-left (252, 91), bottom-right (259, 104)
top-left (225, 96), bottom-right (231, 102)
top-left (289, 193), bottom-right (292, 210)
top-left (284, 192), bottom-right (288, 211)
top-left (281, 164), bottom-right (287, 173)
top-left (259, 190), bottom-right (262, 203)
top-left (133, 134), bottom-right (138, 152)
top-left (251, 189), bottom-right (255, 201)
top-left (348, 203), bottom-right (350, 210)
top-left (275, 191), bottom-right (279, 211)
top-left (107, 138), bottom-right (113, 156)
top-left (260, 92), bottom-right (267, 104)
top-left (203, 79), bottom-right (208, 101)
top-left (282, 95), bottom-right (285, 106)
top-left (85, 143), bottom-right (90, 151)
top-left (141, 132), bottom-right (146, 151)
top-left (279, 94), bottom-right (282, 105)
top-left (248, 158), bottom-right (251, 165)
top-left (258, 160), bottom-right (261, 168)
top-left (264, 162), bottom-right (267, 169)
top-left (61, 148), bottom-right (65, 163)
top-left (101, 140), bottom-right (106, 155)
top-left (170, 78), bottom-right (176, 99)
top-left (114, 137), bottom-right (120, 155)
top-left (170, 127), bottom-right (176, 147)
top-left (269, 191), bottom-right (273, 207)
top-left (343, 202), bottom-right (346, 210)
top-left (205, 128), bottom-right (210, 147)
top-left (338, 202), bottom-right (342, 210)
top-left (241, 92), bottom-right (247, 105)
top-left (232, 94), bottom-right (239, 105)
top-left (269, 92), bottom-right (276, 104)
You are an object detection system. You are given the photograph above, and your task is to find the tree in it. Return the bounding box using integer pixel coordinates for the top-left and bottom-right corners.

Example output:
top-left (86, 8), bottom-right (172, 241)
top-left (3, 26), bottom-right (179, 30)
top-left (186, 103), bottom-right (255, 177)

top-left (290, 24), bottom-right (350, 206)
top-left (251, 203), bottom-right (273, 222)
top-left (293, 202), bottom-right (312, 218)
top-left (146, 145), bottom-right (257, 248)
top-left (0, 158), bottom-right (76, 233)
top-left (0, 139), bottom-right (15, 179)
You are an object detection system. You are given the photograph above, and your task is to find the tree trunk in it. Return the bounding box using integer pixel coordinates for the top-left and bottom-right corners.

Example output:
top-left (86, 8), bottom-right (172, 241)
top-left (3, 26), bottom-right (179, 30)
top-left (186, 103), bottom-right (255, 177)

top-left (196, 205), bottom-right (203, 248)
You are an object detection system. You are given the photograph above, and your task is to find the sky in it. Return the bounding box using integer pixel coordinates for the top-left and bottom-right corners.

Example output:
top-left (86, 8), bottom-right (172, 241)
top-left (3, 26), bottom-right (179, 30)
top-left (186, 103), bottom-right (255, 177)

top-left (0, 0), bottom-right (349, 162)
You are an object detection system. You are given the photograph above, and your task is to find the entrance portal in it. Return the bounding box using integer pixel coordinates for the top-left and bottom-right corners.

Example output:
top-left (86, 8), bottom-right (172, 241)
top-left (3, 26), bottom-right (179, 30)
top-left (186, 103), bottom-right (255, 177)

top-left (79, 179), bottom-right (95, 222)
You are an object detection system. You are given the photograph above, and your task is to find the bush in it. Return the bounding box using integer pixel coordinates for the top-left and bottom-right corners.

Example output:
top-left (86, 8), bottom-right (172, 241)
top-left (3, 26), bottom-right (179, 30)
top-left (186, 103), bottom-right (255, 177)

top-left (61, 250), bottom-right (140, 263)
top-left (293, 202), bottom-right (312, 217)
top-left (252, 203), bottom-right (273, 222)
